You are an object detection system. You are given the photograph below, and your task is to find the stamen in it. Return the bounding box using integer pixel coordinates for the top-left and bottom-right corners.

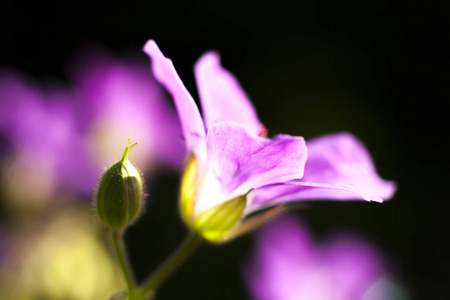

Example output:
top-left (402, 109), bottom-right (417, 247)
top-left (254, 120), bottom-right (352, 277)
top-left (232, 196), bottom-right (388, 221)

top-left (258, 125), bottom-right (268, 137)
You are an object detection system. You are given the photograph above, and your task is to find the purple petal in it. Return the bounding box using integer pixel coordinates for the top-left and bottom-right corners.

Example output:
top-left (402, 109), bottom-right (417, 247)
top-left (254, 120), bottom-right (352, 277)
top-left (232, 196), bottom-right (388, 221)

top-left (245, 214), bottom-right (391, 300)
top-left (299, 132), bottom-right (396, 201)
top-left (194, 52), bottom-right (262, 136)
top-left (326, 235), bottom-right (384, 299)
top-left (0, 71), bottom-right (41, 137)
top-left (71, 48), bottom-right (184, 170)
top-left (0, 71), bottom-right (95, 195)
top-left (143, 40), bottom-right (206, 160)
top-left (244, 215), bottom-right (315, 300)
top-left (248, 133), bottom-right (396, 211)
top-left (206, 122), bottom-right (306, 196)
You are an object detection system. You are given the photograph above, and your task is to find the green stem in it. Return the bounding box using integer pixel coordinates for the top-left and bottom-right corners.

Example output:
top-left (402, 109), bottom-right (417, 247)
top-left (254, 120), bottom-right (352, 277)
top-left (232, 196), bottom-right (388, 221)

top-left (111, 229), bottom-right (137, 298)
top-left (138, 231), bottom-right (203, 297)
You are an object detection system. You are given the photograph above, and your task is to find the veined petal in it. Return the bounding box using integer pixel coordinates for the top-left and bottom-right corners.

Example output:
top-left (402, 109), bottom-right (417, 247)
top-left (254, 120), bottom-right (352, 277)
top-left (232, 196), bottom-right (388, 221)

top-left (194, 52), bottom-right (262, 136)
top-left (206, 122), bottom-right (307, 198)
top-left (144, 40), bottom-right (206, 159)
top-left (247, 133), bottom-right (396, 213)
top-left (300, 132), bottom-right (396, 200)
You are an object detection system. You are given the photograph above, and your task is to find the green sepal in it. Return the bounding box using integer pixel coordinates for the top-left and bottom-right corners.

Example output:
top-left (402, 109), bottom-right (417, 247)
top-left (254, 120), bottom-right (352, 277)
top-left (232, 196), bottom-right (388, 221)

top-left (193, 193), bottom-right (248, 243)
top-left (179, 153), bottom-right (198, 226)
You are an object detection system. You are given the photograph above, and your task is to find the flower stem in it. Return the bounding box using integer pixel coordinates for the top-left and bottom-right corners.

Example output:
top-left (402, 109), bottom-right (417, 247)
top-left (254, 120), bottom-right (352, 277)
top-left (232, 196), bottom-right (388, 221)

top-left (111, 229), bottom-right (137, 299)
top-left (139, 231), bottom-right (203, 297)
top-left (111, 229), bottom-right (202, 299)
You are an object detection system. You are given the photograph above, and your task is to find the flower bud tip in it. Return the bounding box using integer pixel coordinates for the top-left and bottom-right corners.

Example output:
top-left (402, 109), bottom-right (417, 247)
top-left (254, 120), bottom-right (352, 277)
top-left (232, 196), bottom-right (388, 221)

top-left (96, 139), bottom-right (143, 229)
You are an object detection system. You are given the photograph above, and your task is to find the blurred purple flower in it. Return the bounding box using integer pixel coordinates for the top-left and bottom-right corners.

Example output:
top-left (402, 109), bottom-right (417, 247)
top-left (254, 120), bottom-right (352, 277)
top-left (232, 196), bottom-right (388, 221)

top-left (245, 215), bottom-right (405, 300)
top-left (143, 40), bottom-right (395, 229)
top-left (0, 71), bottom-right (93, 204)
top-left (0, 47), bottom-right (183, 207)
top-left (70, 47), bottom-right (184, 172)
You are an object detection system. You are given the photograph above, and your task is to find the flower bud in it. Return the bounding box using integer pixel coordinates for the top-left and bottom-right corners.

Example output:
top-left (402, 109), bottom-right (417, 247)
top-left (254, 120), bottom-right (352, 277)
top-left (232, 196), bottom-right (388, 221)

top-left (96, 139), bottom-right (143, 229)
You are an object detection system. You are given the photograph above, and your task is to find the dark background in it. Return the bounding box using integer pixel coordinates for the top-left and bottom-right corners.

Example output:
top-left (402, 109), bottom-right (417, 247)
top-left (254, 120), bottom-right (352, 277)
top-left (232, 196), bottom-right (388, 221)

top-left (1, 0), bottom-right (448, 299)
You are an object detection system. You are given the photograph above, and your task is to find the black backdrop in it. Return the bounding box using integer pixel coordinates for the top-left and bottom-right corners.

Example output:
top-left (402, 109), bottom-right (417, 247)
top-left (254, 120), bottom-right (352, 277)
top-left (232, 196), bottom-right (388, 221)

top-left (1, 0), bottom-right (449, 299)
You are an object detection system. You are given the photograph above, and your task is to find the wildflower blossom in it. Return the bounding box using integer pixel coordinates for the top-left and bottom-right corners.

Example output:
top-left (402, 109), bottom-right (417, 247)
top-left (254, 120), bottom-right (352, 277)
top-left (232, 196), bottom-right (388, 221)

top-left (245, 214), bottom-right (406, 300)
top-left (0, 71), bottom-right (91, 207)
top-left (144, 40), bottom-right (395, 242)
top-left (70, 47), bottom-right (184, 172)
top-left (0, 48), bottom-right (183, 209)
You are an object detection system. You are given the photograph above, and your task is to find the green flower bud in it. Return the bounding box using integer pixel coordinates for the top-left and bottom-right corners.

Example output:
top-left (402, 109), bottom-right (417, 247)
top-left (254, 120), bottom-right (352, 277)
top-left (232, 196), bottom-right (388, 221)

top-left (96, 139), bottom-right (143, 229)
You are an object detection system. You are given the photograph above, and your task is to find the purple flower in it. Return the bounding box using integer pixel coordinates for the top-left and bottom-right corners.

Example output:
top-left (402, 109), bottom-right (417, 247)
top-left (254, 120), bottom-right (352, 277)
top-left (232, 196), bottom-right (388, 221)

top-left (245, 214), bottom-right (404, 300)
top-left (0, 47), bottom-right (184, 208)
top-left (70, 47), bottom-right (184, 172)
top-left (0, 70), bottom-right (93, 205)
top-left (143, 40), bottom-right (396, 242)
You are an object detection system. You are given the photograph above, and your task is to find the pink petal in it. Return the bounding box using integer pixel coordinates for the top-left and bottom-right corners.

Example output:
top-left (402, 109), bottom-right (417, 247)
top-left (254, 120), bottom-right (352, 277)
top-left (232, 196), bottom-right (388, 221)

top-left (71, 49), bottom-right (184, 170)
top-left (299, 132), bottom-right (396, 200)
top-left (194, 52), bottom-right (262, 136)
top-left (206, 122), bottom-right (307, 196)
top-left (245, 214), bottom-right (391, 300)
top-left (244, 215), bottom-right (316, 300)
top-left (326, 235), bottom-right (384, 299)
top-left (143, 40), bottom-right (206, 160)
top-left (248, 133), bottom-right (396, 211)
